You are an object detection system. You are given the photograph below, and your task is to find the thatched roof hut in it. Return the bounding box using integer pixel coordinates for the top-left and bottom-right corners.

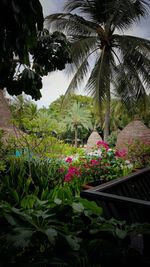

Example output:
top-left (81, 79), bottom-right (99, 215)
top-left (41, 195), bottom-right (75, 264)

top-left (116, 119), bottom-right (150, 150)
top-left (0, 89), bottom-right (22, 140)
top-left (0, 89), bottom-right (12, 128)
top-left (86, 129), bottom-right (102, 152)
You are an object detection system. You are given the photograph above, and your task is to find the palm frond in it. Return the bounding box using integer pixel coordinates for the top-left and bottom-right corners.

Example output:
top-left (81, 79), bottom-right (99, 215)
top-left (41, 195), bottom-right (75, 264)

top-left (113, 34), bottom-right (150, 53)
top-left (105, 0), bottom-right (149, 31)
top-left (85, 47), bottom-right (114, 107)
top-left (64, 57), bottom-right (90, 96)
top-left (64, 0), bottom-right (149, 29)
top-left (111, 59), bottom-right (148, 115)
top-left (46, 13), bottom-right (97, 37)
top-left (113, 34), bottom-right (150, 89)
top-left (63, 36), bottom-right (99, 97)
top-left (70, 36), bottom-right (99, 66)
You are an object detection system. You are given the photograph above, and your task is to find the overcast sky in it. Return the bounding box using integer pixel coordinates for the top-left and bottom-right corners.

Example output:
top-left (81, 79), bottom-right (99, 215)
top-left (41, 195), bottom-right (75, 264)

top-left (35, 0), bottom-right (150, 108)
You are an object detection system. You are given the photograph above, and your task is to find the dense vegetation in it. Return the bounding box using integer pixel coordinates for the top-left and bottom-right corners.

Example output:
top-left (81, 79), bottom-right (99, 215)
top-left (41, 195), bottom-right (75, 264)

top-left (0, 0), bottom-right (71, 99)
top-left (0, 0), bottom-right (150, 265)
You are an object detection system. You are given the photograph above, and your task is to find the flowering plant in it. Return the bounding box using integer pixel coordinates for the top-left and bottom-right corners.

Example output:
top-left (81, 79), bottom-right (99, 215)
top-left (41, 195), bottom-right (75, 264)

top-left (60, 142), bottom-right (133, 194)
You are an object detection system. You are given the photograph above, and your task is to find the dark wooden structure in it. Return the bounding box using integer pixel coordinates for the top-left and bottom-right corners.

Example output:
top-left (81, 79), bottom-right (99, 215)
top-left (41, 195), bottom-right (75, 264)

top-left (81, 167), bottom-right (150, 223)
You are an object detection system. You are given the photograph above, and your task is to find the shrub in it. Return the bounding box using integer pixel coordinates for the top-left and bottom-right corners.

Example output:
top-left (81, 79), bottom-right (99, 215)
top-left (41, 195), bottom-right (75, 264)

top-left (60, 142), bottom-right (133, 195)
top-left (127, 139), bottom-right (150, 168)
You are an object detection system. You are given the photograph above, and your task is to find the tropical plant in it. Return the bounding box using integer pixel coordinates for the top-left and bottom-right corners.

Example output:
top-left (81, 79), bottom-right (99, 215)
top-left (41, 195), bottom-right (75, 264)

top-left (63, 143), bottom-right (132, 191)
top-left (0, 1), bottom-right (72, 99)
top-left (46, 0), bottom-right (150, 141)
top-left (10, 95), bottom-right (38, 130)
top-left (63, 102), bottom-right (92, 147)
top-left (1, 201), bottom-right (150, 266)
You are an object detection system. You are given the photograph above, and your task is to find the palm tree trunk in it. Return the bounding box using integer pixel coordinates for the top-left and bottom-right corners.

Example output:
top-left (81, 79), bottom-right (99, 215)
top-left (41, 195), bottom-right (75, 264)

top-left (74, 126), bottom-right (78, 147)
top-left (104, 82), bottom-right (111, 142)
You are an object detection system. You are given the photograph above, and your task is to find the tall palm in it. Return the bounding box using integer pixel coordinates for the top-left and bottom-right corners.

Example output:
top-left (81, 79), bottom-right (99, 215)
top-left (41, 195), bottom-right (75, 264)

top-left (64, 102), bottom-right (92, 147)
top-left (46, 0), bottom-right (150, 141)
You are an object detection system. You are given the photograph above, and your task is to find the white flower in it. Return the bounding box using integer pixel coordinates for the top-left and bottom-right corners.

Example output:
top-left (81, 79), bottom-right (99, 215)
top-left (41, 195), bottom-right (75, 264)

top-left (87, 149), bottom-right (102, 157)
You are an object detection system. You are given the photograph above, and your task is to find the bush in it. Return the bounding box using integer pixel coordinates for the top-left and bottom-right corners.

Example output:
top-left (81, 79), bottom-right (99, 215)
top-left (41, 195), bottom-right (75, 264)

top-left (127, 139), bottom-right (150, 169)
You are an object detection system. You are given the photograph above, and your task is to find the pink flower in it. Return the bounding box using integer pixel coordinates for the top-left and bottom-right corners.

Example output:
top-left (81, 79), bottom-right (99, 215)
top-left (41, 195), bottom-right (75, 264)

top-left (65, 157), bottom-right (73, 163)
top-left (64, 166), bottom-right (81, 182)
top-left (90, 159), bottom-right (99, 165)
top-left (97, 141), bottom-right (109, 150)
top-left (64, 173), bottom-right (72, 182)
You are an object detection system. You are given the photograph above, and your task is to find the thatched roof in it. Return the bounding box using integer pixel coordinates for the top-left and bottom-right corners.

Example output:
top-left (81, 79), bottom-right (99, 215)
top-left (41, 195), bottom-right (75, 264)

top-left (116, 119), bottom-right (150, 150)
top-left (86, 130), bottom-right (102, 152)
top-left (0, 89), bottom-right (12, 128)
top-left (0, 89), bottom-right (23, 140)
top-left (1, 126), bottom-right (25, 142)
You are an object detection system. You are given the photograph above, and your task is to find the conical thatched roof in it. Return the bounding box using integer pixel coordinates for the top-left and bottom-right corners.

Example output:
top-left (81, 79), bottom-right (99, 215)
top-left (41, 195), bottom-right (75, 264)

top-left (0, 89), bottom-right (22, 140)
top-left (86, 130), bottom-right (102, 152)
top-left (0, 89), bottom-right (12, 128)
top-left (116, 119), bottom-right (150, 150)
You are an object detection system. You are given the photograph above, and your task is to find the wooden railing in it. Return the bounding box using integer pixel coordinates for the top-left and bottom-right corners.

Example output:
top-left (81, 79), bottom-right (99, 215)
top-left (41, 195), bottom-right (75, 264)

top-left (81, 167), bottom-right (150, 223)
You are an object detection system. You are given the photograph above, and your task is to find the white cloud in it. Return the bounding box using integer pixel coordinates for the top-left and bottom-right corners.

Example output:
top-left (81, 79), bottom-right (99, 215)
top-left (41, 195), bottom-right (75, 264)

top-left (40, 0), bottom-right (64, 16)
top-left (35, 69), bottom-right (86, 108)
top-left (35, 70), bottom-right (72, 108)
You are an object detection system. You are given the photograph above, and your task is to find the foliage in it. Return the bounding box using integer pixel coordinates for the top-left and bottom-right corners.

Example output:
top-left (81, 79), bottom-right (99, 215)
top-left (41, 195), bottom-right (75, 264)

top-left (48, 94), bottom-right (100, 145)
top-left (31, 30), bottom-right (72, 76)
top-left (10, 95), bottom-right (38, 130)
top-left (0, 129), bottom-right (7, 172)
top-left (0, 1), bottom-right (71, 99)
top-left (107, 131), bottom-right (117, 147)
top-left (0, 138), bottom-right (150, 266)
top-left (14, 133), bottom-right (83, 159)
top-left (0, 156), bottom-right (65, 206)
top-left (0, 135), bottom-right (132, 206)
top-left (0, 201), bottom-right (150, 266)
top-left (0, 0), bottom-right (42, 98)
top-left (127, 139), bottom-right (150, 168)
top-left (63, 101), bottom-right (92, 147)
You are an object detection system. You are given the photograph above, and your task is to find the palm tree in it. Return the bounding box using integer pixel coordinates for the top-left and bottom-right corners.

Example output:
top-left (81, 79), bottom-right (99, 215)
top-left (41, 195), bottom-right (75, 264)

top-left (64, 102), bottom-right (92, 147)
top-left (10, 95), bottom-right (38, 130)
top-left (46, 0), bottom-right (150, 141)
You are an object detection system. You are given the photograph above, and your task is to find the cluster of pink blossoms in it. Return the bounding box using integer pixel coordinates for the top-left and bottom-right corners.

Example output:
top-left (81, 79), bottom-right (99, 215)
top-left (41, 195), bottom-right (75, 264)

top-left (97, 141), bottom-right (109, 150)
top-left (63, 145), bottom-right (128, 184)
top-left (97, 140), bottom-right (127, 158)
top-left (64, 166), bottom-right (81, 182)
top-left (90, 159), bottom-right (99, 165)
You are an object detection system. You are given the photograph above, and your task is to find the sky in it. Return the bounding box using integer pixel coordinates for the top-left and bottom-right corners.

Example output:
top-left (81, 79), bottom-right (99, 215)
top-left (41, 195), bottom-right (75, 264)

top-left (35, 0), bottom-right (150, 108)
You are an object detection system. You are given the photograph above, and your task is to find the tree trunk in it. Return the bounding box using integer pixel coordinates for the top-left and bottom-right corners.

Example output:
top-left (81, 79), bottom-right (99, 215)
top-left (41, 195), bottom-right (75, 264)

top-left (104, 82), bottom-right (110, 142)
top-left (74, 126), bottom-right (78, 147)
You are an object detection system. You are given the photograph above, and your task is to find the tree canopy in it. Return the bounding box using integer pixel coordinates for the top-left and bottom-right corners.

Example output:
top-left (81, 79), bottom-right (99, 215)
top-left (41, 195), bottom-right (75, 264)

top-left (46, 0), bottom-right (150, 140)
top-left (0, 0), bottom-right (71, 99)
